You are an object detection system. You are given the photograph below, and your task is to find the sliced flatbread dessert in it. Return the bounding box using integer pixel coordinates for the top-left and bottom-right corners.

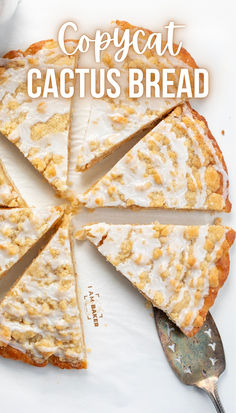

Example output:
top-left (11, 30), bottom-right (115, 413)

top-left (0, 205), bottom-right (63, 279)
top-left (75, 20), bottom-right (198, 171)
top-left (80, 103), bottom-right (231, 212)
top-left (0, 39), bottom-right (77, 195)
top-left (0, 215), bottom-right (86, 369)
top-left (0, 159), bottom-right (26, 207)
top-left (77, 223), bottom-right (235, 337)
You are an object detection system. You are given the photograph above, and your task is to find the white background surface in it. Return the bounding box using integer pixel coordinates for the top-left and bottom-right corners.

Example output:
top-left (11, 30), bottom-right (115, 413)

top-left (0, 0), bottom-right (235, 412)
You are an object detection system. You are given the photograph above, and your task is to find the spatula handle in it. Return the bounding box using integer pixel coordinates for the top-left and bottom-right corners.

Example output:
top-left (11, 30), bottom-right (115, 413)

top-left (197, 378), bottom-right (225, 413)
top-left (206, 383), bottom-right (225, 413)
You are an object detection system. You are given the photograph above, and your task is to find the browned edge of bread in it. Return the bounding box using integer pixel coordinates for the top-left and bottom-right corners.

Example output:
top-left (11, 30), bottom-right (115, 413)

top-left (0, 345), bottom-right (87, 369)
top-left (185, 102), bottom-right (232, 213)
top-left (186, 228), bottom-right (235, 337)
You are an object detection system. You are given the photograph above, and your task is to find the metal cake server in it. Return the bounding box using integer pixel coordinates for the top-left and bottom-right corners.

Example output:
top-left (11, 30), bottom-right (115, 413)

top-left (153, 308), bottom-right (226, 413)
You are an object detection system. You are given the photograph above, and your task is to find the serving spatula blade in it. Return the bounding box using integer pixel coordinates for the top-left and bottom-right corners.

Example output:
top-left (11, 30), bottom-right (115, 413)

top-left (153, 308), bottom-right (226, 413)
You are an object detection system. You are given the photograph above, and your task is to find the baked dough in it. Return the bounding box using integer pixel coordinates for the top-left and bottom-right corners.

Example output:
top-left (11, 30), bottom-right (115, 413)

top-left (75, 20), bottom-right (198, 172)
top-left (0, 159), bottom-right (26, 207)
top-left (80, 103), bottom-right (231, 212)
top-left (0, 215), bottom-right (86, 368)
top-left (0, 206), bottom-right (63, 279)
top-left (77, 222), bottom-right (235, 337)
top-left (0, 39), bottom-right (77, 195)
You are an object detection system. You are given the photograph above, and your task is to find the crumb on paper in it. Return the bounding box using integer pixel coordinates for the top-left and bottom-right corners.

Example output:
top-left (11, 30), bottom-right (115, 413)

top-left (213, 217), bottom-right (222, 225)
top-left (221, 130), bottom-right (225, 136)
top-left (87, 348), bottom-right (92, 353)
top-left (145, 300), bottom-right (152, 310)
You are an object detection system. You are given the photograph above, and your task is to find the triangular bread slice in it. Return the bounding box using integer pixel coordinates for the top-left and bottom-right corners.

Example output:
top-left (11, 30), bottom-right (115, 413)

top-left (0, 205), bottom-right (63, 279)
top-left (80, 103), bottom-right (231, 212)
top-left (0, 159), bottom-right (26, 207)
top-left (75, 20), bottom-right (198, 171)
top-left (0, 39), bottom-right (77, 195)
top-left (0, 215), bottom-right (86, 369)
top-left (77, 223), bottom-right (235, 337)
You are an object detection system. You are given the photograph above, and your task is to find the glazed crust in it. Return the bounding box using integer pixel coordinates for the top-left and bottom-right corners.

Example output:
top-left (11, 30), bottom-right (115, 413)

top-left (0, 345), bottom-right (87, 369)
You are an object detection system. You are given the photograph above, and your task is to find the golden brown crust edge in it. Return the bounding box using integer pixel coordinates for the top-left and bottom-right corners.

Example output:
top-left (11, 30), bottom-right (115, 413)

top-left (185, 102), bottom-right (232, 213)
top-left (185, 228), bottom-right (235, 337)
top-left (3, 39), bottom-right (76, 59)
top-left (0, 345), bottom-right (87, 369)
